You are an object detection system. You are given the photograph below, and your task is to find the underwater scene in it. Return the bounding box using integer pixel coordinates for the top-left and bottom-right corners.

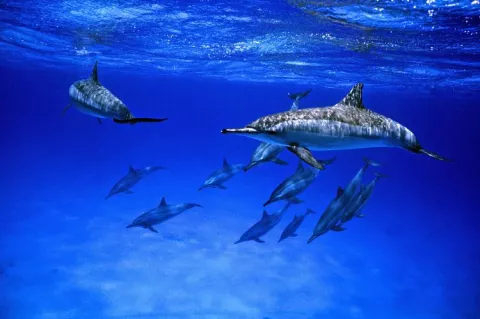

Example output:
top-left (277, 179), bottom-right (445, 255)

top-left (1, 1), bottom-right (479, 318)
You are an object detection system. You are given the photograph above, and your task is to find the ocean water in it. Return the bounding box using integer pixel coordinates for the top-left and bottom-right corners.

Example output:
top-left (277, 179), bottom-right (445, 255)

top-left (1, 1), bottom-right (479, 318)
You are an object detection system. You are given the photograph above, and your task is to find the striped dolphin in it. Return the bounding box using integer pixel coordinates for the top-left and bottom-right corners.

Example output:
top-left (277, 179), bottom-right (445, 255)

top-left (222, 83), bottom-right (450, 169)
top-left (65, 62), bottom-right (167, 124)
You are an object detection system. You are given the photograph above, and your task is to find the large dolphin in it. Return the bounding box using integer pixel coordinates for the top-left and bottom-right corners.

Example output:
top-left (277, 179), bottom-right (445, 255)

top-left (264, 159), bottom-right (335, 207)
top-left (339, 173), bottom-right (387, 226)
top-left (234, 202), bottom-right (291, 244)
top-left (222, 83), bottom-right (450, 169)
top-left (244, 88), bottom-right (312, 172)
top-left (126, 197), bottom-right (202, 233)
top-left (65, 62), bottom-right (167, 124)
top-left (278, 208), bottom-right (316, 242)
top-left (199, 158), bottom-right (245, 191)
top-left (105, 165), bottom-right (165, 199)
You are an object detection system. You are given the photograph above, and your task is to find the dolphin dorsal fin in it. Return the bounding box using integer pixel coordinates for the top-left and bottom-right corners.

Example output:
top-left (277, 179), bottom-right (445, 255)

top-left (128, 166), bottom-right (137, 174)
top-left (336, 187), bottom-right (344, 197)
top-left (91, 61), bottom-right (99, 83)
top-left (337, 83), bottom-right (365, 109)
top-left (222, 158), bottom-right (230, 169)
top-left (159, 197), bottom-right (167, 207)
top-left (262, 210), bottom-right (269, 219)
top-left (296, 161), bottom-right (304, 173)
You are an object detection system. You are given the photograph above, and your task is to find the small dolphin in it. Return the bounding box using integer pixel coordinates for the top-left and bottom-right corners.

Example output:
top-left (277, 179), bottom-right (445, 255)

top-left (65, 62), bottom-right (167, 124)
top-left (339, 173), bottom-right (387, 226)
top-left (307, 187), bottom-right (349, 243)
top-left (234, 202), bottom-right (291, 244)
top-left (244, 88), bottom-right (312, 172)
top-left (264, 158), bottom-right (335, 207)
top-left (199, 158), bottom-right (245, 191)
top-left (126, 197), bottom-right (202, 233)
top-left (278, 208), bottom-right (316, 242)
top-left (105, 165), bottom-right (164, 199)
top-left (222, 83), bottom-right (451, 170)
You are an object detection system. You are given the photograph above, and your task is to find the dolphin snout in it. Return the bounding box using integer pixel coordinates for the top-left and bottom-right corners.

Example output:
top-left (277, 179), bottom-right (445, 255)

top-left (307, 235), bottom-right (317, 244)
top-left (126, 224), bottom-right (135, 229)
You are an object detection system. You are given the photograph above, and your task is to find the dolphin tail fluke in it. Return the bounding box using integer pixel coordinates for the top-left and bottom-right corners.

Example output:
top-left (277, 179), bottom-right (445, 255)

top-left (113, 117), bottom-right (168, 124)
top-left (418, 148), bottom-right (452, 162)
top-left (287, 145), bottom-right (326, 170)
top-left (272, 158), bottom-right (288, 165)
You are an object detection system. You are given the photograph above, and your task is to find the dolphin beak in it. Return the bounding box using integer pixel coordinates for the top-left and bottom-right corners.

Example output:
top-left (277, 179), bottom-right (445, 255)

top-left (307, 235), bottom-right (317, 244)
top-left (105, 193), bottom-right (113, 200)
top-left (234, 240), bottom-right (242, 244)
top-left (126, 224), bottom-right (134, 229)
top-left (243, 162), bottom-right (256, 172)
top-left (198, 185), bottom-right (207, 191)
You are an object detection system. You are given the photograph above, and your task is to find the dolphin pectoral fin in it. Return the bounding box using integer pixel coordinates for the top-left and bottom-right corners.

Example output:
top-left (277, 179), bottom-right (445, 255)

top-left (63, 103), bottom-right (72, 114)
top-left (113, 117), bottom-right (168, 124)
top-left (356, 213), bottom-right (365, 218)
top-left (272, 158), bottom-right (288, 165)
top-left (221, 128), bottom-right (277, 135)
top-left (287, 145), bottom-right (325, 170)
top-left (124, 190), bottom-right (134, 195)
top-left (288, 197), bottom-right (304, 204)
top-left (291, 233), bottom-right (298, 237)
top-left (331, 226), bottom-right (346, 232)
top-left (97, 118), bottom-right (102, 124)
top-left (146, 226), bottom-right (158, 233)
top-left (254, 238), bottom-right (265, 243)
top-left (217, 184), bottom-right (227, 190)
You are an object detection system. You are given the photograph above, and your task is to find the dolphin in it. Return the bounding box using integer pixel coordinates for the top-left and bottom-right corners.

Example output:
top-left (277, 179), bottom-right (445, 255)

top-left (65, 62), bottom-right (167, 124)
top-left (278, 208), bottom-right (316, 242)
top-left (307, 187), bottom-right (349, 243)
top-left (339, 173), bottom-right (387, 226)
top-left (244, 88), bottom-right (312, 172)
top-left (105, 165), bottom-right (165, 199)
top-left (199, 158), bottom-right (245, 191)
top-left (264, 158), bottom-right (335, 207)
top-left (222, 83), bottom-right (451, 170)
top-left (126, 197), bottom-right (202, 233)
top-left (234, 202), bottom-right (291, 244)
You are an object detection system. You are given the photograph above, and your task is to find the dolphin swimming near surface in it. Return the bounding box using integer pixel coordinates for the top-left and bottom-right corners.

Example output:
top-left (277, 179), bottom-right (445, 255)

top-left (278, 208), bottom-right (316, 242)
top-left (244, 88), bottom-right (312, 172)
top-left (264, 158), bottom-right (335, 207)
top-left (222, 83), bottom-right (451, 170)
top-left (65, 61), bottom-right (167, 124)
top-left (199, 158), bottom-right (245, 191)
top-left (234, 202), bottom-right (292, 244)
top-left (105, 165), bottom-right (165, 199)
top-left (126, 197), bottom-right (202, 233)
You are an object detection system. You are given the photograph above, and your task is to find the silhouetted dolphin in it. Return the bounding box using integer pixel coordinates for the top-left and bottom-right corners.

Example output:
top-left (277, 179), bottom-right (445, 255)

top-left (278, 208), bottom-right (316, 242)
top-left (126, 197), bottom-right (202, 233)
top-left (222, 83), bottom-right (450, 169)
top-left (234, 202), bottom-right (291, 244)
top-left (65, 62), bottom-right (167, 124)
top-left (339, 173), bottom-right (387, 226)
top-left (244, 88), bottom-right (312, 172)
top-left (264, 159), bottom-right (335, 207)
top-left (105, 165), bottom-right (164, 199)
top-left (199, 158), bottom-right (245, 191)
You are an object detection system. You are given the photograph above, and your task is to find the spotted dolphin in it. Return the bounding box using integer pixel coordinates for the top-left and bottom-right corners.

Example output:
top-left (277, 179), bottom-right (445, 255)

top-left (234, 202), bottom-right (291, 244)
top-left (222, 83), bottom-right (450, 169)
top-left (65, 62), bottom-right (167, 124)
top-left (199, 158), bottom-right (245, 191)
top-left (264, 159), bottom-right (335, 207)
top-left (244, 88), bottom-right (312, 172)
top-left (278, 208), bottom-right (316, 242)
top-left (126, 197), bottom-right (202, 233)
top-left (105, 165), bottom-right (164, 199)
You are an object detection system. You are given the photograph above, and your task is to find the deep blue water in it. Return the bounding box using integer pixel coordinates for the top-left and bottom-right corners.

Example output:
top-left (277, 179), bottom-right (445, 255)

top-left (1, 1), bottom-right (480, 319)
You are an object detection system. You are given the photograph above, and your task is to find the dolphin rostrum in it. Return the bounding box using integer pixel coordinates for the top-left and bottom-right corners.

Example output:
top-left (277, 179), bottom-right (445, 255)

top-left (264, 159), bottom-right (335, 207)
top-left (234, 202), bottom-right (292, 244)
top-left (244, 88), bottom-right (312, 172)
top-left (65, 62), bottom-right (167, 124)
top-left (199, 158), bottom-right (245, 191)
top-left (222, 83), bottom-right (451, 169)
top-left (278, 208), bottom-right (316, 242)
top-left (105, 165), bottom-right (165, 199)
top-left (126, 197), bottom-right (202, 233)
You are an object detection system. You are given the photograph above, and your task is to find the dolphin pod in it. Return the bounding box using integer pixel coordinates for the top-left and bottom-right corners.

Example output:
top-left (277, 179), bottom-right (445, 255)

top-left (66, 71), bottom-right (449, 241)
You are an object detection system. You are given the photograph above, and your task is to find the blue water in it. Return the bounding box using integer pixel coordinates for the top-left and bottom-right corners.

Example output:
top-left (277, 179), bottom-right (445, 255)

top-left (1, 1), bottom-right (479, 318)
